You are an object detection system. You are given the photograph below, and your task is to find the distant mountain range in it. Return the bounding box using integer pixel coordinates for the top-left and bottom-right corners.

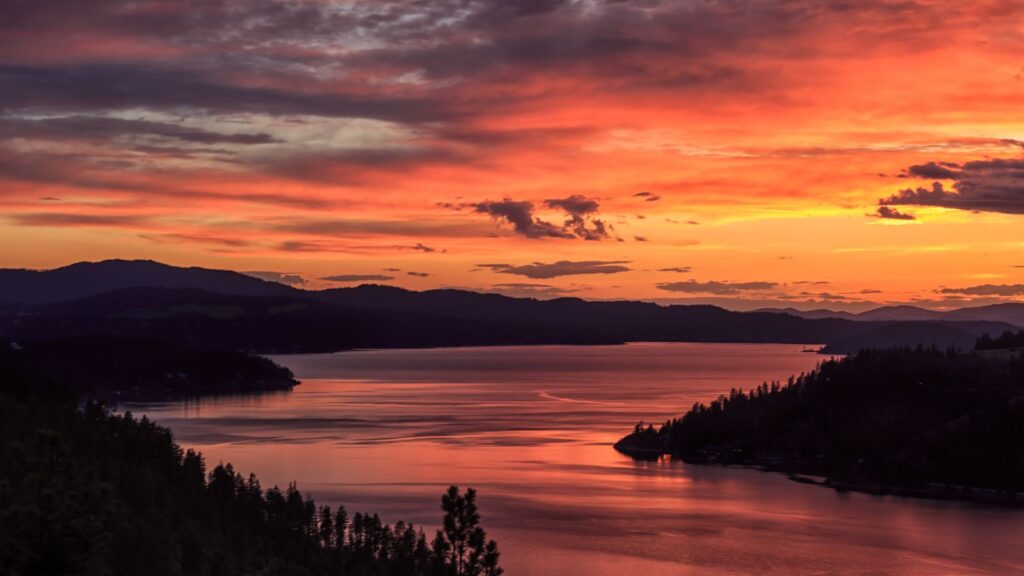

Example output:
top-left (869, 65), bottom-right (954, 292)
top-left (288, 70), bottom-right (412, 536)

top-left (0, 259), bottom-right (1019, 354)
top-left (754, 304), bottom-right (1024, 327)
top-left (0, 259), bottom-right (294, 304)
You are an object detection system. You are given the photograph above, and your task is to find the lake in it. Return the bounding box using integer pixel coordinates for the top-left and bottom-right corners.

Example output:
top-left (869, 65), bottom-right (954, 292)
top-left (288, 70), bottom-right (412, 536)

top-left (124, 343), bottom-right (1024, 575)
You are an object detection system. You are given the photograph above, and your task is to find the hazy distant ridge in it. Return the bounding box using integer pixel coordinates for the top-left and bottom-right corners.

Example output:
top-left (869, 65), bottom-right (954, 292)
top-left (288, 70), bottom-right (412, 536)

top-left (0, 260), bottom-right (1018, 353)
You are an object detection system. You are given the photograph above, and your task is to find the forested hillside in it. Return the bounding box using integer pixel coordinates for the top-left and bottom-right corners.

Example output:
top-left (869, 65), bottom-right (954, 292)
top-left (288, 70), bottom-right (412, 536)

top-left (617, 346), bottom-right (1024, 501)
top-left (0, 360), bottom-right (502, 576)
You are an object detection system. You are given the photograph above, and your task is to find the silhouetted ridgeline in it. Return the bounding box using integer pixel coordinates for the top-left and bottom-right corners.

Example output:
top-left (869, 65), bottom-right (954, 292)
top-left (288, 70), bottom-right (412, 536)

top-left (616, 347), bottom-right (1024, 502)
top-left (0, 362), bottom-right (502, 576)
top-left (0, 259), bottom-right (1016, 353)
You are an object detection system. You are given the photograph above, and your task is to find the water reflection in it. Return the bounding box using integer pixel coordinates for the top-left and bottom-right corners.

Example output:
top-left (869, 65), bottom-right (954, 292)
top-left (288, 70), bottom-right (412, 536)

top-left (124, 343), bottom-right (1024, 575)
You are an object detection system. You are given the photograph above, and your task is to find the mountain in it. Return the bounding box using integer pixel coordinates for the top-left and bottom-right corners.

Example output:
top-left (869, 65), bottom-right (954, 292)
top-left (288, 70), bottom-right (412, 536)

top-left (2, 287), bottom-right (616, 352)
top-left (855, 305), bottom-right (947, 322)
top-left (312, 285), bottom-right (875, 344)
top-left (1, 260), bottom-right (1019, 354)
top-left (946, 303), bottom-right (1024, 327)
top-left (757, 303), bottom-right (1024, 327)
top-left (0, 259), bottom-right (296, 305)
top-left (819, 321), bottom-right (1005, 354)
top-left (752, 307), bottom-right (860, 320)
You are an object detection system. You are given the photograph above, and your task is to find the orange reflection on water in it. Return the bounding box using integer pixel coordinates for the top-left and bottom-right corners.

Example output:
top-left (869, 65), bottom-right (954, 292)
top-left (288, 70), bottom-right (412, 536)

top-left (125, 344), bottom-right (1024, 576)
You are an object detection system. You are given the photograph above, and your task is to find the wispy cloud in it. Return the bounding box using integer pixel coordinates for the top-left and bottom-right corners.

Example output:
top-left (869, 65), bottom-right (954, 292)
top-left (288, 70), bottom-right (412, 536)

top-left (656, 280), bottom-right (778, 295)
top-left (478, 260), bottom-right (631, 279)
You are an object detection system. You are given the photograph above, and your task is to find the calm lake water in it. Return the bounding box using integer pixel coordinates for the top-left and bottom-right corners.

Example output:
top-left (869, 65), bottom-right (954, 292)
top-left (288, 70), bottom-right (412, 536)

top-left (125, 343), bottom-right (1024, 575)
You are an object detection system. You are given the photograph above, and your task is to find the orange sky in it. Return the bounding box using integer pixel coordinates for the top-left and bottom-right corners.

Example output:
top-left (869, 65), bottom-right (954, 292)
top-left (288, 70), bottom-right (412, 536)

top-left (2, 0), bottom-right (1024, 310)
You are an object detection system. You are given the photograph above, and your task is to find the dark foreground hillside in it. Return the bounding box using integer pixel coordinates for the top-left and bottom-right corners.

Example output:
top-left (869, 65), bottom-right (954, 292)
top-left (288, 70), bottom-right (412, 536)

top-left (0, 360), bottom-right (502, 576)
top-left (616, 346), bottom-right (1024, 502)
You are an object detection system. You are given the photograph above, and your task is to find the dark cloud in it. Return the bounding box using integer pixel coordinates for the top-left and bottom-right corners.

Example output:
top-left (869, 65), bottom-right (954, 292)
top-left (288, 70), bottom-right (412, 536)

top-left (277, 240), bottom-right (326, 252)
top-left (277, 218), bottom-right (492, 238)
top-left (406, 271), bottom-right (430, 277)
top-left (938, 284), bottom-right (1024, 297)
top-left (659, 267), bottom-right (692, 273)
top-left (7, 212), bottom-right (149, 227)
top-left (655, 280), bottom-right (778, 295)
top-left (544, 195), bottom-right (599, 215)
top-left (489, 282), bottom-right (576, 299)
top-left (0, 64), bottom-right (454, 124)
top-left (472, 199), bottom-right (572, 239)
top-left (544, 195), bottom-right (608, 239)
top-left (798, 291), bottom-right (849, 301)
top-left (905, 161), bottom-right (960, 180)
top-left (243, 271), bottom-right (306, 286)
top-left (881, 156), bottom-right (1024, 214)
top-left (397, 243), bottom-right (439, 253)
top-left (634, 236), bottom-right (648, 242)
top-left (479, 260), bottom-right (631, 279)
top-left (0, 148), bottom-right (332, 209)
top-left (260, 147), bottom-right (470, 185)
top-left (872, 206), bottom-right (915, 220)
top-left (0, 0), bottom-right (997, 132)
top-left (633, 191), bottom-right (661, 202)
top-left (322, 274), bottom-right (394, 283)
top-left (471, 196), bottom-right (611, 240)
top-left (1, 115), bottom-right (279, 145)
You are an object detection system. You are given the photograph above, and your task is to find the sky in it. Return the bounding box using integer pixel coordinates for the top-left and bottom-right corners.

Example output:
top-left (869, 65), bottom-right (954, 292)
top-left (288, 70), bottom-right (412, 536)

top-left (2, 0), bottom-right (1024, 311)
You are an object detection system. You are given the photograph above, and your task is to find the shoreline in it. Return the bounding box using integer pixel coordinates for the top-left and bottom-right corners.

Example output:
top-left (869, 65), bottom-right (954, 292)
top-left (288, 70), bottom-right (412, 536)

top-left (613, 439), bottom-right (1023, 507)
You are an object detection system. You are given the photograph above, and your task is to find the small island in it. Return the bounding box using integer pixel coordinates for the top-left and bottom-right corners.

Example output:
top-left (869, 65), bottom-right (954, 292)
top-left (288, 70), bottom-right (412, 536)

top-left (617, 334), bottom-right (1024, 503)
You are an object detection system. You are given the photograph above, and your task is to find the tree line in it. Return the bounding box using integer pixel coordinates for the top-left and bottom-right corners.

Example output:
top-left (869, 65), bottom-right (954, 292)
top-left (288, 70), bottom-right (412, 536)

top-left (976, 329), bottom-right (1024, 350)
top-left (0, 358), bottom-right (502, 575)
top-left (619, 345), bottom-right (1024, 497)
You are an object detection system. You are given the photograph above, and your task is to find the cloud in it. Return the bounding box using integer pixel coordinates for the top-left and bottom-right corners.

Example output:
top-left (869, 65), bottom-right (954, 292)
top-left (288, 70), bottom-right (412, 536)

top-left (905, 161), bottom-right (961, 180)
top-left (655, 280), bottom-right (778, 295)
top-left (659, 267), bottom-right (692, 273)
top-left (478, 260), bottom-right (631, 279)
top-left (881, 156), bottom-right (1024, 215)
top-left (798, 291), bottom-right (849, 301)
top-left (472, 199), bottom-right (573, 239)
top-left (322, 274), bottom-right (394, 283)
top-left (938, 284), bottom-right (1024, 297)
top-left (633, 191), bottom-right (661, 202)
top-left (489, 282), bottom-right (577, 298)
top-left (0, 63), bottom-right (454, 124)
top-left (471, 196), bottom-right (611, 240)
top-left (872, 206), bottom-right (915, 220)
top-left (406, 271), bottom-right (430, 277)
top-left (277, 218), bottom-right (493, 238)
top-left (242, 271), bottom-right (306, 286)
top-left (1, 115), bottom-right (279, 145)
top-left (7, 212), bottom-right (149, 227)
top-left (143, 232), bottom-right (253, 248)
top-left (544, 195), bottom-right (599, 215)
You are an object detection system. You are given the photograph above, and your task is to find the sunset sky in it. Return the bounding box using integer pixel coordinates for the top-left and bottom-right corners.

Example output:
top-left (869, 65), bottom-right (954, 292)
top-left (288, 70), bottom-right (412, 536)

top-left (2, 0), bottom-right (1023, 310)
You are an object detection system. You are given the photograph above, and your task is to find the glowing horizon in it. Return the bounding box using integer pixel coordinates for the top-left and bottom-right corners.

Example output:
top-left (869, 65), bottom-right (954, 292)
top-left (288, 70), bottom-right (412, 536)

top-left (3, 0), bottom-right (1023, 311)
